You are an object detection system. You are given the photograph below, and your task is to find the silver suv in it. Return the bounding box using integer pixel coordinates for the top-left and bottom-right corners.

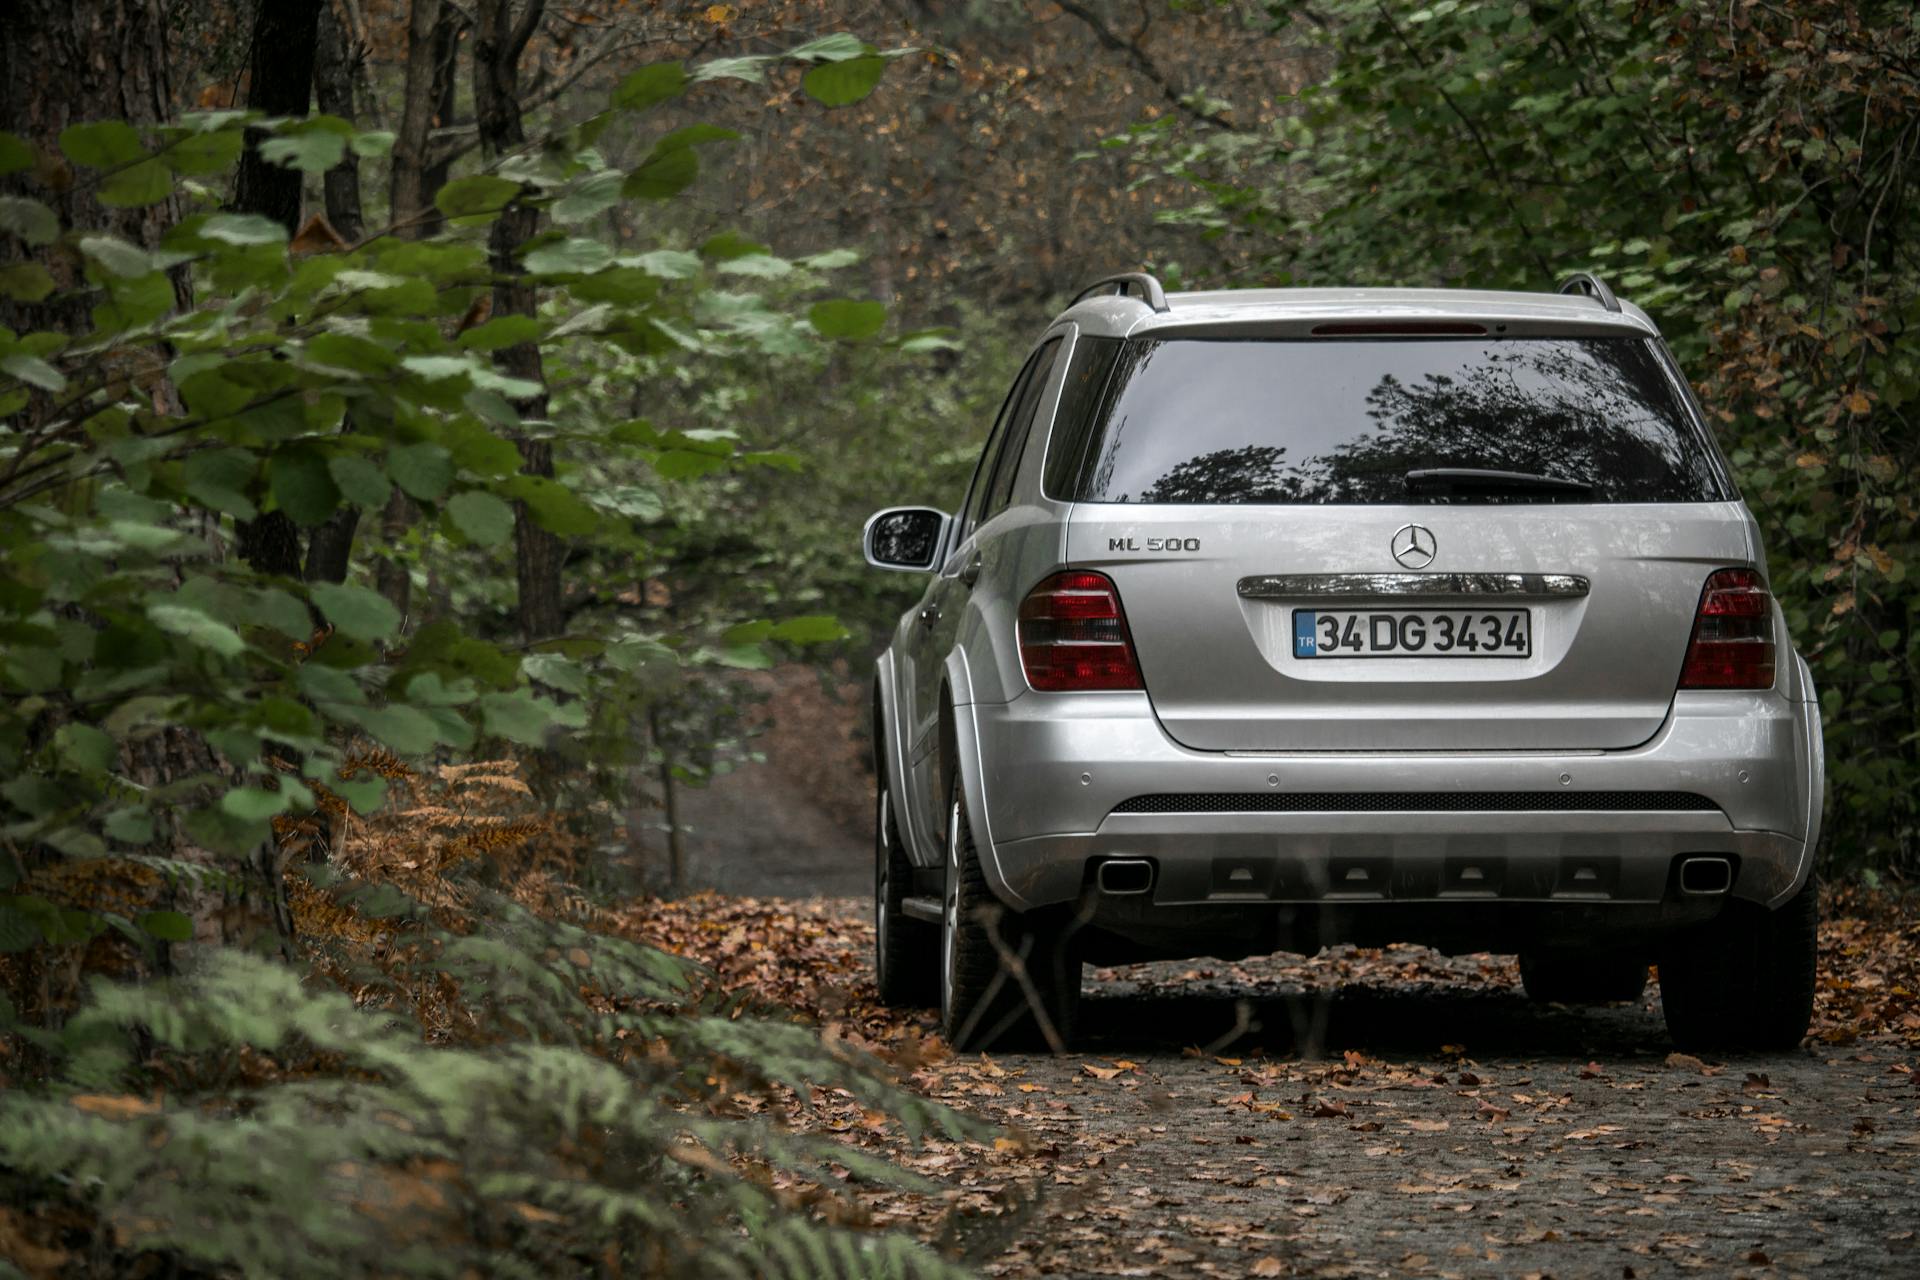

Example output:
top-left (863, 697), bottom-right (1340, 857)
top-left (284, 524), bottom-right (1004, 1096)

top-left (863, 273), bottom-right (1824, 1054)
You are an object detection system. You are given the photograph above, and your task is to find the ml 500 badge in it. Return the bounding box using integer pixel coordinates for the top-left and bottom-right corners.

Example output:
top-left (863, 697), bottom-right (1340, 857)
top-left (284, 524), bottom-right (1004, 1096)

top-left (1108, 537), bottom-right (1201, 552)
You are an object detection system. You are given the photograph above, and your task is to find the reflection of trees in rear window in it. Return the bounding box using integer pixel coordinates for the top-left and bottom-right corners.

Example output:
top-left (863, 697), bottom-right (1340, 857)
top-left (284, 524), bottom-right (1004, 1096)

top-left (1083, 337), bottom-right (1726, 504)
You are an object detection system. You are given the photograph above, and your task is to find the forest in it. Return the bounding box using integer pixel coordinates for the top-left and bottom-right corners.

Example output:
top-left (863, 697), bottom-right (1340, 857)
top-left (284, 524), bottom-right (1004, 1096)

top-left (0, 1), bottom-right (1916, 1277)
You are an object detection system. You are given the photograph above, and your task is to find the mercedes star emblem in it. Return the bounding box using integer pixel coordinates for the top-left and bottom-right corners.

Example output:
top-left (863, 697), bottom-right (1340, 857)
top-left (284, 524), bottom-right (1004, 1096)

top-left (1391, 523), bottom-right (1437, 570)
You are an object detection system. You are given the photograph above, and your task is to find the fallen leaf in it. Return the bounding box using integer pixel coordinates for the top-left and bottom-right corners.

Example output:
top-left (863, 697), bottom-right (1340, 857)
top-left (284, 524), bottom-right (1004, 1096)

top-left (70, 1095), bottom-right (159, 1120)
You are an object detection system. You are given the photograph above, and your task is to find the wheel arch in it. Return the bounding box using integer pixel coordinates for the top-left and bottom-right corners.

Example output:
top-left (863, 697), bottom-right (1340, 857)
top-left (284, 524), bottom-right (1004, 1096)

top-left (940, 648), bottom-right (1034, 911)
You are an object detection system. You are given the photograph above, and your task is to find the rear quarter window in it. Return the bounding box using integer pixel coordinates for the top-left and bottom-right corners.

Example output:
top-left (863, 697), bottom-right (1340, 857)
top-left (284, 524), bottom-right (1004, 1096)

top-left (1073, 336), bottom-right (1730, 504)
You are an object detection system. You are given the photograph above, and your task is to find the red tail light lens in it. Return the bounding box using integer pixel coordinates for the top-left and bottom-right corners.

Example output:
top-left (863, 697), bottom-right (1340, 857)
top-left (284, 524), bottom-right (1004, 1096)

top-left (1018, 571), bottom-right (1143, 692)
top-left (1679, 568), bottom-right (1776, 689)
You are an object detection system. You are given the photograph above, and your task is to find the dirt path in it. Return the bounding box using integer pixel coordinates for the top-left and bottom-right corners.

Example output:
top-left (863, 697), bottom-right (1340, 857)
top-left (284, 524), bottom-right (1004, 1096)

top-left (926, 947), bottom-right (1919, 1278)
top-left (716, 897), bottom-right (1920, 1279)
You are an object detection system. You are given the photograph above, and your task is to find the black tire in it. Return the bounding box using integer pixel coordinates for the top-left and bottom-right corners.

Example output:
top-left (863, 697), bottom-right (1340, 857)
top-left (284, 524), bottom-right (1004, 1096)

top-left (1519, 951), bottom-right (1649, 1004)
top-left (939, 778), bottom-right (1079, 1053)
top-left (1658, 879), bottom-right (1818, 1052)
top-left (874, 763), bottom-right (937, 1008)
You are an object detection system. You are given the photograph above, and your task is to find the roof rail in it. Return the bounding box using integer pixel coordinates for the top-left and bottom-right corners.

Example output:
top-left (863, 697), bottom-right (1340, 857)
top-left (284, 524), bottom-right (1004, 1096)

top-left (1557, 272), bottom-right (1621, 313)
top-left (1071, 271), bottom-right (1170, 313)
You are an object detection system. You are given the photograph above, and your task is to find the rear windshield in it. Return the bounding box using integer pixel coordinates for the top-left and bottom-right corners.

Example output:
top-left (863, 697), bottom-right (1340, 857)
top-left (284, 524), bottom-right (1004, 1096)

top-left (1067, 336), bottom-right (1729, 504)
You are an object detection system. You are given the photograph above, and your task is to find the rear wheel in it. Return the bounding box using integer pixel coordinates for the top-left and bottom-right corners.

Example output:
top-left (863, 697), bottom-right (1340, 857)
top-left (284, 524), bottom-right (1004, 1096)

top-left (874, 769), bottom-right (936, 1008)
top-left (1658, 879), bottom-right (1818, 1052)
top-left (939, 779), bottom-right (1079, 1052)
top-left (1519, 951), bottom-right (1649, 1004)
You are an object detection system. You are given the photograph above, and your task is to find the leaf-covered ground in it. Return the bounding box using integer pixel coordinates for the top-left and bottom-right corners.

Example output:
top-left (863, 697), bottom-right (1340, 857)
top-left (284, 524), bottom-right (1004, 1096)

top-left (616, 889), bottom-right (1920, 1278)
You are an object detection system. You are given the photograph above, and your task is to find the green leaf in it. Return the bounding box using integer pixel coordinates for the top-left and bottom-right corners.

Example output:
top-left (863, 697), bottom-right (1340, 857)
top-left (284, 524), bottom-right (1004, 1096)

top-left (99, 160), bottom-right (172, 208)
top-left (0, 131), bottom-right (32, 175)
top-left (622, 146), bottom-right (699, 200)
top-left (200, 213), bottom-right (288, 245)
top-left (0, 196), bottom-right (59, 246)
top-left (343, 882), bottom-right (418, 919)
top-left (259, 130), bottom-right (346, 173)
top-left (147, 605), bottom-right (246, 657)
top-left (310, 582), bottom-right (401, 643)
top-left (59, 120), bottom-right (144, 167)
top-left (0, 900), bottom-right (42, 953)
top-left (78, 234), bottom-right (153, 277)
top-left (350, 130), bottom-right (396, 158)
top-left (162, 128), bottom-right (243, 175)
top-left (269, 447), bottom-right (340, 526)
top-left (631, 248), bottom-right (701, 279)
top-left (768, 615), bottom-right (850, 644)
top-left (328, 454), bottom-right (392, 509)
top-left (808, 298), bottom-right (886, 340)
top-left (251, 587), bottom-right (312, 639)
top-left (479, 690), bottom-right (560, 745)
top-left (523, 237), bottom-right (615, 275)
top-left (1, 353), bottom-right (66, 393)
top-left (342, 704), bottom-right (441, 755)
top-left (388, 442), bottom-right (453, 500)
top-left (701, 230), bottom-right (769, 260)
top-left (0, 262), bottom-right (55, 301)
top-left (183, 447), bottom-right (258, 518)
top-left (136, 909), bottom-right (193, 942)
top-left (503, 476), bottom-right (599, 535)
top-left (434, 174), bottom-right (521, 222)
top-left (657, 124), bottom-right (740, 152)
top-left (455, 317), bottom-right (540, 355)
top-left (611, 61), bottom-right (688, 111)
top-left (802, 56), bottom-right (887, 107)
top-left (104, 808), bottom-right (154, 844)
top-left (54, 723), bottom-right (116, 775)
top-left (221, 787), bottom-right (292, 821)
top-left (551, 169), bottom-right (625, 225)
top-left (333, 775), bottom-right (387, 814)
top-left (447, 491), bottom-right (515, 547)
top-left (522, 653), bottom-right (587, 695)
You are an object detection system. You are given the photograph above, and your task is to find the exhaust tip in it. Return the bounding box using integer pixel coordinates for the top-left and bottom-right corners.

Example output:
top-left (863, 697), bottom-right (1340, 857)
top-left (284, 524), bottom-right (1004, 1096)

top-left (1679, 856), bottom-right (1733, 896)
top-left (1096, 858), bottom-right (1155, 896)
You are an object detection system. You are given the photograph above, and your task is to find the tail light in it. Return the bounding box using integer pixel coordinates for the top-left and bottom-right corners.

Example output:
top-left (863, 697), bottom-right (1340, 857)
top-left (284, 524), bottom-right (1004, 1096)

top-left (1679, 568), bottom-right (1775, 689)
top-left (1018, 570), bottom-right (1143, 692)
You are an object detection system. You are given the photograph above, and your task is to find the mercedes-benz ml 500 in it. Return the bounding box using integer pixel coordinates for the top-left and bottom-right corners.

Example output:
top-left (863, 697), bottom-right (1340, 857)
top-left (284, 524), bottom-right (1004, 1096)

top-left (863, 273), bottom-right (1823, 1054)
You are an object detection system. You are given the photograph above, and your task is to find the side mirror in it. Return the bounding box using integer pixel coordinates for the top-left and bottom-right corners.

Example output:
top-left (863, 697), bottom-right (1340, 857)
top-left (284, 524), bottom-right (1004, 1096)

top-left (863, 507), bottom-right (950, 573)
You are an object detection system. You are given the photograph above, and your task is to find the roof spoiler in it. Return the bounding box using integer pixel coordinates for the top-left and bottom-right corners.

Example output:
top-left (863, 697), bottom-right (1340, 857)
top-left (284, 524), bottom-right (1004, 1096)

top-left (1071, 271), bottom-right (1170, 313)
top-left (1557, 272), bottom-right (1621, 313)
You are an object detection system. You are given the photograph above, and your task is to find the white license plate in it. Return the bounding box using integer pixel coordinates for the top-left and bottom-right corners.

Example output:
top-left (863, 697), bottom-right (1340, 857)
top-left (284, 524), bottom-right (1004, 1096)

top-left (1292, 609), bottom-right (1532, 659)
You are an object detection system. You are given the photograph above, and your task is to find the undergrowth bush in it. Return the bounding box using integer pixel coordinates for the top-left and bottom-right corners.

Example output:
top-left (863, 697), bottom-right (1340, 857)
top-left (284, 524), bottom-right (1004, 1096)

top-left (1, 754), bottom-right (988, 1278)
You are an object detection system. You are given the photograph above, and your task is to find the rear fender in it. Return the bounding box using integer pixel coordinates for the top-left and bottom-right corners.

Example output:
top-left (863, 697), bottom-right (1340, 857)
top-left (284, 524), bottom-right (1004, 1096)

top-left (943, 648), bottom-right (1034, 910)
top-left (1776, 651), bottom-right (1824, 907)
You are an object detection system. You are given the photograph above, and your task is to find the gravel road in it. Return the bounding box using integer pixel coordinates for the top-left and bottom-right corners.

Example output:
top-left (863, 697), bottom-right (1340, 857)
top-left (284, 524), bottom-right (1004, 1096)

top-left (919, 946), bottom-right (1920, 1279)
top-left (685, 785), bottom-right (1920, 1279)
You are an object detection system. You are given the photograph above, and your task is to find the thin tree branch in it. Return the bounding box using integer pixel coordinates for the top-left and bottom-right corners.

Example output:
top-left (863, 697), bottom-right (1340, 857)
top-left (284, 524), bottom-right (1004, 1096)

top-left (1054, 0), bottom-right (1236, 130)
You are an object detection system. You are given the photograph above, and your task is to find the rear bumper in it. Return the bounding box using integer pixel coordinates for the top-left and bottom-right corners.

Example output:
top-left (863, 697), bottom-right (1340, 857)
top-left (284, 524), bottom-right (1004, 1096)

top-left (965, 688), bottom-right (1822, 914)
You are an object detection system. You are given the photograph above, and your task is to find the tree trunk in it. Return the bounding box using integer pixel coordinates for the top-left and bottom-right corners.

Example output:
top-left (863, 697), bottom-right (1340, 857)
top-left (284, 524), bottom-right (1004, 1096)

top-left (374, 0), bottom-right (468, 616)
top-left (0, 0), bottom-right (268, 981)
top-left (302, 0), bottom-right (369, 587)
top-left (229, 0), bottom-right (326, 958)
top-left (232, 0), bottom-right (324, 235)
top-left (474, 0), bottom-right (564, 645)
top-left (0, 0), bottom-right (184, 338)
top-left (391, 0), bottom-right (466, 236)
top-left (313, 1), bottom-right (366, 242)
top-left (229, 0), bottom-right (324, 585)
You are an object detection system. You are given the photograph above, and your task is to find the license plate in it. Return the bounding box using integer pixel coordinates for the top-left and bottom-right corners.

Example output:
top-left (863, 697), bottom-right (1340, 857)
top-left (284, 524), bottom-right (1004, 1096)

top-left (1292, 609), bottom-right (1532, 659)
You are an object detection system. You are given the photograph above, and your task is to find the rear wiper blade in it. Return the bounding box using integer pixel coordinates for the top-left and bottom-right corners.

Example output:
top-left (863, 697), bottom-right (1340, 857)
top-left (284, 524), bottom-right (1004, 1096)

top-left (1405, 467), bottom-right (1594, 497)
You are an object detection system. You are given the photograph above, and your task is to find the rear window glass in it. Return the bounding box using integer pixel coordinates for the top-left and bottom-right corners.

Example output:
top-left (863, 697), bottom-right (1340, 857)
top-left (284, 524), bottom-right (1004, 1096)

top-left (1073, 337), bottom-right (1728, 504)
